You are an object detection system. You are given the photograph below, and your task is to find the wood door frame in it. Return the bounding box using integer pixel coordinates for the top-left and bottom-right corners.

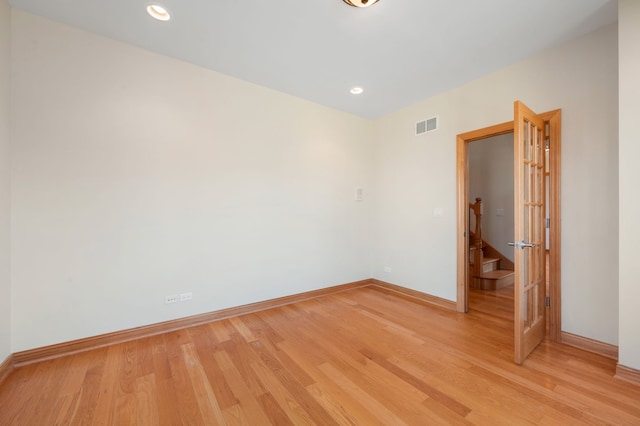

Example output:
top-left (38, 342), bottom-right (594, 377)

top-left (456, 109), bottom-right (561, 342)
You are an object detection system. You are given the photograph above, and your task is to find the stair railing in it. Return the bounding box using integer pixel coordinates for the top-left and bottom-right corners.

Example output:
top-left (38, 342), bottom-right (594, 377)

top-left (469, 197), bottom-right (484, 284)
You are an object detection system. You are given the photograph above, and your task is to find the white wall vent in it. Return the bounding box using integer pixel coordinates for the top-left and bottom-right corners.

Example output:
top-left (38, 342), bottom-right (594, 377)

top-left (416, 116), bottom-right (438, 135)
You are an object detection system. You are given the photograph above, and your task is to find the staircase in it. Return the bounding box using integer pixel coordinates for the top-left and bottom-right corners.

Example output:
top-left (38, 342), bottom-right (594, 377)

top-left (469, 245), bottom-right (514, 290)
top-left (469, 198), bottom-right (515, 291)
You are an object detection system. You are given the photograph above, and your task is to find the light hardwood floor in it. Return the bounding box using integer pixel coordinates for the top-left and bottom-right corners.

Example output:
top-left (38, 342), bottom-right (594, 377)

top-left (1, 285), bottom-right (639, 425)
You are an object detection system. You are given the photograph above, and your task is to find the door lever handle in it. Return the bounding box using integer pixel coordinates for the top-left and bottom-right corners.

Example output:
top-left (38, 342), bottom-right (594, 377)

top-left (508, 240), bottom-right (536, 249)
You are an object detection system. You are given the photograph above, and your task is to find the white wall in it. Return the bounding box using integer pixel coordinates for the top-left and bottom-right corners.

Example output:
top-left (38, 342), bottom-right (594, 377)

top-left (5, 9), bottom-right (624, 355)
top-left (372, 24), bottom-right (619, 345)
top-left (10, 11), bottom-right (373, 351)
top-left (618, 0), bottom-right (640, 371)
top-left (0, 0), bottom-right (12, 361)
top-left (468, 133), bottom-right (514, 262)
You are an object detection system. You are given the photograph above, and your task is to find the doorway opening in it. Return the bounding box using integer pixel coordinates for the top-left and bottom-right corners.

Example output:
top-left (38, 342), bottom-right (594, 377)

top-left (455, 109), bottom-right (562, 346)
top-left (467, 133), bottom-right (515, 320)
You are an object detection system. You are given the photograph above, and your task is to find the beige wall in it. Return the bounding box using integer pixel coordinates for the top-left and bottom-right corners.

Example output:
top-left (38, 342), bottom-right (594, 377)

top-left (372, 24), bottom-right (619, 345)
top-left (468, 133), bottom-right (514, 262)
top-left (0, 0), bottom-right (12, 361)
top-left (618, 0), bottom-right (640, 371)
top-left (10, 11), bottom-right (373, 351)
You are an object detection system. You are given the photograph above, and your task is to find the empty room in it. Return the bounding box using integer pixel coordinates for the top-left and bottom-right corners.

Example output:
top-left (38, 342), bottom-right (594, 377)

top-left (1, 0), bottom-right (639, 424)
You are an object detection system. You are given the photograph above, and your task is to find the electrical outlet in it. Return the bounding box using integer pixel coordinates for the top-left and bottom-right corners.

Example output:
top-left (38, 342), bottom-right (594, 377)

top-left (165, 294), bottom-right (179, 304)
top-left (180, 292), bottom-right (193, 302)
top-left (384, 266), bottom-right (392, 273)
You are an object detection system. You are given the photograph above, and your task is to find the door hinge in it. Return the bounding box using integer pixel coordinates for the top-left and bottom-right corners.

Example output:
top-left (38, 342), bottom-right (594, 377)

top-left (545, 297), bottom-right (550, 308)
top-left (545, 218), bottom-right (550, 229)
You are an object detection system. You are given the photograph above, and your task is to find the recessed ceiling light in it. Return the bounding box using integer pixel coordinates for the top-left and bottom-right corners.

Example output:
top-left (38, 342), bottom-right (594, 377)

top-left (343, 0), bottom-right (380, 7)
top-left (350, 87), bottom-right (364, 95)
top-left (147, 4), bottom-right (171, 21)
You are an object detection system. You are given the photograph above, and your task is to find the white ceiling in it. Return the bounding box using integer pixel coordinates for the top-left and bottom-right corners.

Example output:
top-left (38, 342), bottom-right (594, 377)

top-left (8, 0), bottom-right (617, 119)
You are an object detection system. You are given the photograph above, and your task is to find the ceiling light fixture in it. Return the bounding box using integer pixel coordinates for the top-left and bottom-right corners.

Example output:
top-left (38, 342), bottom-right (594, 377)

top-left (147, 4), bottom-right (171, 21)
top-left (343, 0), bottom-right (379, 7)
top-left (350, 87), bottom-right (364, 95)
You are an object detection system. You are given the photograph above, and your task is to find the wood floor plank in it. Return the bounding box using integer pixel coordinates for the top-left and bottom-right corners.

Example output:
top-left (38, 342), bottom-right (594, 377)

top-left (250, 360), bottom-right (316, 425)
top-left (219, 334), bottom-right (269, 397)
top-left (181, 342), bottom-right (227, 425)
top-left (527, 356), bottom-right (640, 414)
top-left (135, 373), bottom-right (160, 426)
top-left (148, 334), bottom-right (183, 426)
top-left (248, 339), bottom-right (339, 426)
top-left (360, 347), bottom-right (472, 418)
top-left (54, 349), bottom-right (105, 425)
top-left (1, 285), bottom-right (639, 424)
top-left (213, 350), bottom-right (272, 426)
top-left (0, 364), bottom-right (42, 421)
top-left (220, 403), bottom-right (253, 426)
top-left (211, 321), bottom-right (232, 344)
top-left (23, 350), bottom-right (92, 425)
top-left (190, 329), bottom-right (238, 410)
top-left (287, 322), bottom-right (441, 423)
top-left (389, 352), bottom-right (548, 424)
top-left (318, 362), bottom-right (409, 426)
top-left (91, 344), bottom-right (124, 424)
top-left (277, 339), bottom-right (390, 425)
top-left (421, 396), bottom-right (476, 426)
top-left (305, 382), bottom-right (362, 426)
top-left (464, 363), bottom-right (605, 424)
top-left (67, 348), bottom-right (109, 425)
top-left (52, 390), bottom-right (83, 426)
top-left (228, 317), bottom-right (257, 343)
top-left (114, 392), bottom-right (137, 425)
top-left (267, 342), bottom-right (316, 388)
top-left (136, 337), bottom-right (156, 379)
top-left (257, 391), bottom-right (294, 426)
top-left (553, 383), bottom-right (640, 424)
top-left (239, 312), bottom-right (284, 345)
top-left (162, 333), bottom-right (203, 425)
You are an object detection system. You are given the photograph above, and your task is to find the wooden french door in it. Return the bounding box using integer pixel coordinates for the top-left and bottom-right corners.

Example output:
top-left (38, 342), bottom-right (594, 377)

top-left (513, 101), bottom-right (546, 364)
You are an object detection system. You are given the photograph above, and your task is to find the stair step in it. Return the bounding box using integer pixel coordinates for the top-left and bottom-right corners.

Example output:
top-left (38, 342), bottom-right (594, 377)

top-left (480, 269), bottom-right (514, 280)
top-left (471, 269), bottom-right (515, 291)
top-left (482, 257), bottom-right (500, 273)
top-left (469, 255), bottom-right (499, 265)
